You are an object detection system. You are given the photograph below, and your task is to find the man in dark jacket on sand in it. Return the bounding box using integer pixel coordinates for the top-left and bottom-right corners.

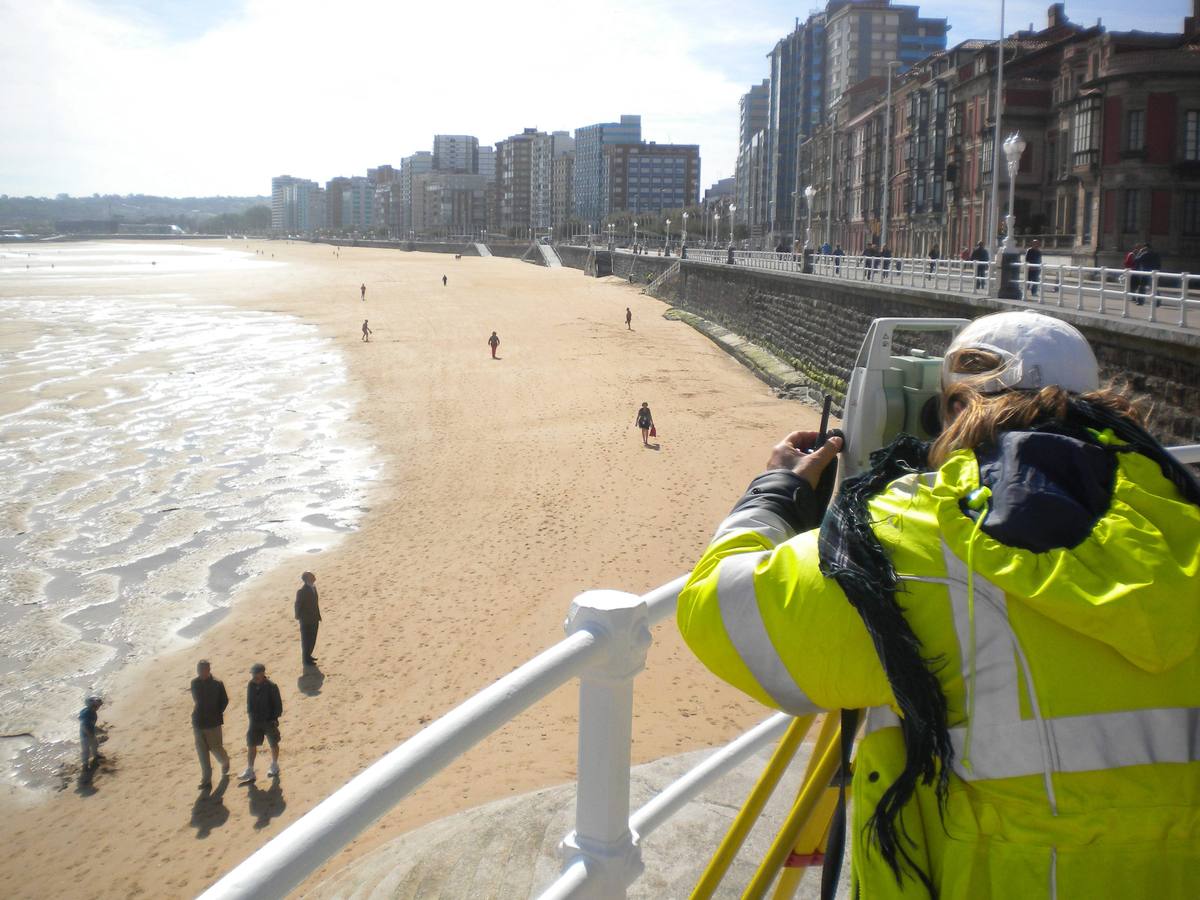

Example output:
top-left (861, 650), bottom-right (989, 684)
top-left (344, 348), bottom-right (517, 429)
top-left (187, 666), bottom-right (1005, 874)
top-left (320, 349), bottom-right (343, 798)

top-left (239, 663), bottom-right (283, 782)
top-left (295, 571), bottom-right (321, 666)
top-left (191, 659), bottom-right (230, 790)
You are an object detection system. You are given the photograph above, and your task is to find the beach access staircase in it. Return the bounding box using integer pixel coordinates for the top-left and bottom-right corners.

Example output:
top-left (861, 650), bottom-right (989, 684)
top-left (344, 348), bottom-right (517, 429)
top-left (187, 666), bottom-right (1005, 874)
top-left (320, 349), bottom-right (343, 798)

top-left (198, 433), bottom-right (1200, 900)
top-left (643, 260), bottom-right (680, 295)
top-left (475, 243), bottom-right (493, 257)
top-left (538, 243), bottom-right (563, 267)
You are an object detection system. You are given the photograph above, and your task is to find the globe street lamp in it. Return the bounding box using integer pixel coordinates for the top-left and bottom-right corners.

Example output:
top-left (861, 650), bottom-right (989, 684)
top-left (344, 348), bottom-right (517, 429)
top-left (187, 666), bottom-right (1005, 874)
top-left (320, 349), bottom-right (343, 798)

top-left (803, 184), bottom-right (816, 274)
top-left (665, 218), bottom-right (671, 255)
top-left (713, 212), bottom-right (720, 248)
top-left (997, 131), bottom-right (1027, 299)
top-left (681, 210), bottom-right (689, 246)
top-left (633, 220), bottom-right (638, 251)
top-left (728, 205), bottom-right (736, 245)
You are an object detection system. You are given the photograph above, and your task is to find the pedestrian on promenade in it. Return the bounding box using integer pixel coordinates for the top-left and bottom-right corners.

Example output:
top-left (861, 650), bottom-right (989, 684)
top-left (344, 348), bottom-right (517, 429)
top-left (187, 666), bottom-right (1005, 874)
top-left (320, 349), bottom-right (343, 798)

top-left (295, 572), bottom-right (321, 667)
top-left (625, 307), bottom-right (633, 330)
top-left (864, 243), bottom-right (878, 280)
top-left (959, 246), bottom-right (970, 261)
top-left (1133, 243), bottom-right (1161, 305)
top-left (360, 283), bottom-right (366, 301)
top-left (488, 331), bottom-right (500, 359)
top-left (880, 245), bottom-right (893, 280)
top-left (1025, 239), bottom-right (1043, 299)
top-left (442, 274), bottom-right (448, 287)
top-left (191, 660), bottom-right (230, 790)
top-left (971, 240), bottom-right (990, 291)
top-left (78, 695), bottom-right (103, 783)
top-left (239, 664), bottom-right (282, 783)
top-left (361, 320), bottom-right (372, 342)
top-left (821, 241), bottom-right (832, 256)
top-left (634, 402), bottom-right (655, 446)
top-left (927, 245), bottom-right (939, 279)
top-left (833, 244), bottom-right (844, 275)
top-left (678, 310), bottom-right (1200, 899)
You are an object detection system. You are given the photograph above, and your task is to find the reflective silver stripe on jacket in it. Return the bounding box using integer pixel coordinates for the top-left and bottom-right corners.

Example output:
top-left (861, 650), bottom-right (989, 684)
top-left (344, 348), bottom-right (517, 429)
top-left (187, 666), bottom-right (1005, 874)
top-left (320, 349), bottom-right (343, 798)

top-left (717, 550), bottom-right (816, 716)
top-left (865, 547), bottom-right (1200, 788)
top-left (712, 506), bottom-right (794, 549)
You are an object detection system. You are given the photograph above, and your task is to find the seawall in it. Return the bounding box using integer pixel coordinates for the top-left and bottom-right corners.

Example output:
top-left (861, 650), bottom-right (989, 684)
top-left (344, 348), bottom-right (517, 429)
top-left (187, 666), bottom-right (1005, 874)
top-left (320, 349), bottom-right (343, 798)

top-left (558, 248), bottom-right (1200, 445)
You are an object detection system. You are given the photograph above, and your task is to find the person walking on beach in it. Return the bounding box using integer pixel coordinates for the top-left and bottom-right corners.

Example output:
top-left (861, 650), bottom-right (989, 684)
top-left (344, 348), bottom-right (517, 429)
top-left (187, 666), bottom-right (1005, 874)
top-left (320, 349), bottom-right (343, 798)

top-left (488, 331), bottom-right (500, 359)
top-left (78, 695), bottom-right (103, 783)
top-left (625, 307), bottom-right (633, 330)
top-left (191, 660), bottom-right (230, 790)
top-left (360, 283), bottom-right (366, 301)
top-left (295, 572), bottom-right (321, 667)
top-left (634, 402), bottom-right (655, 446)
top-left (240, 664), bottom-right (282, 783)
top-left (361, 320), bottom-right (372, 342)
top-left (442, 274), bottom-right (448, 287)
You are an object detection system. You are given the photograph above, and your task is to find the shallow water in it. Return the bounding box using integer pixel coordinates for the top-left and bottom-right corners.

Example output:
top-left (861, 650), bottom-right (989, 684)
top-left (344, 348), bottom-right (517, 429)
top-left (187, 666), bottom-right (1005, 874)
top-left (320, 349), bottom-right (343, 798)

top-left (0, 245), bottom-right (376, 787)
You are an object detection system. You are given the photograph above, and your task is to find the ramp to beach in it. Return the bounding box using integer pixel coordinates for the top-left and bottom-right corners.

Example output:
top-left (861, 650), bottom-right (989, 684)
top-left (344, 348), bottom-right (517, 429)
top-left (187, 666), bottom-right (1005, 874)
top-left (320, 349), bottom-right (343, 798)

top-left (474, 243), bottom-right (492, 257)
top-left (536, 243), bottom-right (562, 267)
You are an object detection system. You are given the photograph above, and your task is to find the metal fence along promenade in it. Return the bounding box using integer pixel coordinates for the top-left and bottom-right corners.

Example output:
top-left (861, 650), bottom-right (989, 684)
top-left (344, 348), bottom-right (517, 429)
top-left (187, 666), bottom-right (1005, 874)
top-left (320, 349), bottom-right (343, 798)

top-left (198, 436), bottom-right (1200, 900)
top-left (665, 249), bottom-right (1200, 332)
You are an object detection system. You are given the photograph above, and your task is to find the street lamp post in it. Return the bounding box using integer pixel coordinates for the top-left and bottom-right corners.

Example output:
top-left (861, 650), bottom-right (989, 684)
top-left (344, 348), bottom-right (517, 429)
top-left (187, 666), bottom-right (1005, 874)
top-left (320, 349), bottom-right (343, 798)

top-left (665, 218), bottom-right (671, 255)
top-left (681, 211), bottom-right (688, 247)
top-left (880, 60), bottom-right (900, 253)
top-left (726, 205), bottom-right (737, 264)
top-left (713, 213), bottom-right (720, 249)
top-left (997, 131), bottom-right (1027, 299)
top-left (802, 184), bottom-right (816, 273)
top-left (633, 221), bottom-right (638, 252)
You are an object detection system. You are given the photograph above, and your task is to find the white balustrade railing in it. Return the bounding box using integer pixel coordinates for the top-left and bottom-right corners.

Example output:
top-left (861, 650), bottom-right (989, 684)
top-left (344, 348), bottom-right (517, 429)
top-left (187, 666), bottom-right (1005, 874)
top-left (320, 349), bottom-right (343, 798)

top-left (638, 247), bottom-right (1198, 331)
top-left (201, 438), bottom-right (1200, 900)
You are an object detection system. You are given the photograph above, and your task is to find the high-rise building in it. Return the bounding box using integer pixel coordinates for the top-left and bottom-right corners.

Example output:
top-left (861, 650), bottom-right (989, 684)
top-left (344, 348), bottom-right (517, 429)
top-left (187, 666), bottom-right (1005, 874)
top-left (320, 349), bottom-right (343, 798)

top-left (495, 128), bottom-right (542, 236)
top-left (477, 146), bottom-right (496, 180)
top-left (603, 142), bottom-right (700, 214)
top-left (736, 81), bottom-right (770, 234)
top-left (551, 152), bottom-right (575, 236)
top-left (325, 176), bottom-right (351, 230)
top-left (433, 135), bottom-right (480, 174)
top-left (368, 164), bottom-right (398, 184)
top-left (531, 131), bottom-right (574, 230)
top-left (271, 175), bottom-right (321, 233)
top-left (411, 172), bottom-right (490, 236)
top-left (572, 115), bottom-right (642, 225)
top-left (824, 1), bottom-right (947, 110)
top-left (749, 1), bottom-right (946, 243)
top-left (341, 176), bottom-right (374, 232)
top-left (399, 152), bottom-right (433, 235)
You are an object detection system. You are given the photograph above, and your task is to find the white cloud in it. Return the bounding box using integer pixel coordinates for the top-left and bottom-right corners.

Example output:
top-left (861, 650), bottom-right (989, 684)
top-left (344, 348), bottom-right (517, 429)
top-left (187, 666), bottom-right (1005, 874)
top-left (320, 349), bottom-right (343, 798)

top-left (2, 0), bottom-right (1191, 197)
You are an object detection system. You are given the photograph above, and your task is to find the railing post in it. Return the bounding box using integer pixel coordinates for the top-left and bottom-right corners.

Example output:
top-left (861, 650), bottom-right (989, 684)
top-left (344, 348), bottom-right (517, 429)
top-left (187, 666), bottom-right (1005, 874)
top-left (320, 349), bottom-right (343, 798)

top-left (1149, 271), bottom-right (1160, 323)
top-left (1180, 274), bottom-right (1190, 328)
top-left (559, 590), bottom-right (652, 898)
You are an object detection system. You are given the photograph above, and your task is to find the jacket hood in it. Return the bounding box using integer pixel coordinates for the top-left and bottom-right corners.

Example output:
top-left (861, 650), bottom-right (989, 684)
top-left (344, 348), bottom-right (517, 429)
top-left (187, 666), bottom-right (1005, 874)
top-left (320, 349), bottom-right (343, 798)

top-left (933, 430), bottom-right (1200, 673)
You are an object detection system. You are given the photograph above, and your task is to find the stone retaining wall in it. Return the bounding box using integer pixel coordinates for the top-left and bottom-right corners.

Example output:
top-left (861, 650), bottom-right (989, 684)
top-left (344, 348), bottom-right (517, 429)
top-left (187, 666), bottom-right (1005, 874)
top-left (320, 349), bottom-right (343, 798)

top-left (660, 261), bottom-right (1199, 444)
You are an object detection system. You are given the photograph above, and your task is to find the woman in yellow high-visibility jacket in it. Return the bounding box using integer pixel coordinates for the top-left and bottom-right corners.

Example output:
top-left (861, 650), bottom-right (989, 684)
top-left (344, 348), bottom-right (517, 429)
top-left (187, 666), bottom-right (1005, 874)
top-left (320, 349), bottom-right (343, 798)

top-left (678, 311), bottom-right (1200, 898)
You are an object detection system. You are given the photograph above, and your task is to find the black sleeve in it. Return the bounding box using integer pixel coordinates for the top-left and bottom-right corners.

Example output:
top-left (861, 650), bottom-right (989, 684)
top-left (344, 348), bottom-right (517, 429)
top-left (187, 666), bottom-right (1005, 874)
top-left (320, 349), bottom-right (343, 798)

top-left (729, 452), bottom-right (838, 536)
top-left (247, 683), bottom-right (253, 716)
top-left (272, 684), bottom-right (283, 720)
top-left (218, 681), bottom-right (229, 714)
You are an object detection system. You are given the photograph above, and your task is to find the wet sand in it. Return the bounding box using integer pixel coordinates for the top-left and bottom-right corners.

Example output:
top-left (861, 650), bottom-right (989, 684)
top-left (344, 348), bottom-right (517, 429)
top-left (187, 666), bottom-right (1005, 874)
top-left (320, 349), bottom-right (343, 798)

top-left (0, 241), bottom-right (821, 898)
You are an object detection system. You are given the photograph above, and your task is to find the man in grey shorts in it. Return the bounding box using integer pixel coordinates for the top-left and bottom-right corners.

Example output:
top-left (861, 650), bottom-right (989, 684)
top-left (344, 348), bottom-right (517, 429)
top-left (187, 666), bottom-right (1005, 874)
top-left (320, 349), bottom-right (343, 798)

top-left (239, 663), bottom-right (283, 782)
top-left (191, 659), bottom-right (230, 790)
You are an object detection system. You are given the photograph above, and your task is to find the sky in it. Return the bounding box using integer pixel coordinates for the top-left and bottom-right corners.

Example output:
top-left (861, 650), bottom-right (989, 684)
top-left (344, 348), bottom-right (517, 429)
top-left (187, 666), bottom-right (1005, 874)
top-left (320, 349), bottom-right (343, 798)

top-left (0, 0), bottom-right (1191, 198)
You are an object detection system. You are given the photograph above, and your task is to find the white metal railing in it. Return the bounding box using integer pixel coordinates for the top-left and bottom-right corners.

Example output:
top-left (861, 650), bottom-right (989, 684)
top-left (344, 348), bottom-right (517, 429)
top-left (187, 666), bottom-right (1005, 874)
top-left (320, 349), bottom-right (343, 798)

top-left (202, 442), bottom-right (1199, 900)
top-left (671, 249), bottom-right (1199, 331)
top-left (197, 575), bottom-right (792, 900)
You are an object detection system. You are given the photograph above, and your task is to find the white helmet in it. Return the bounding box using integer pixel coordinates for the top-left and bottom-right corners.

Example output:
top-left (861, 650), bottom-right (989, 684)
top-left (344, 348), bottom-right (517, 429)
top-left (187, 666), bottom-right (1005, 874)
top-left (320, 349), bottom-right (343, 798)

top-left (944, 312), bottom-right (1099, 395)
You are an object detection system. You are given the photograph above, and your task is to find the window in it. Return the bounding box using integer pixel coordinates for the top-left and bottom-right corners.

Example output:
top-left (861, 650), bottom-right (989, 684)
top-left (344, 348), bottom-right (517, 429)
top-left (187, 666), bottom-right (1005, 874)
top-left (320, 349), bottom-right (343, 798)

top-left (1186, 111), bottom-right (1200, 161)
top-left (1184, 192), bottom-right (1200, 235)
top-left (1072, 96), bottom-right (1101, 165)
top-left (1082, 190), bottom-right (1094, 244)
top-left (980, 139), bottom-right (994, 176)
top-left (1123, 190), bottom-right (1139, 232)
top-left (1126, 110), bottom-right (1145, 152)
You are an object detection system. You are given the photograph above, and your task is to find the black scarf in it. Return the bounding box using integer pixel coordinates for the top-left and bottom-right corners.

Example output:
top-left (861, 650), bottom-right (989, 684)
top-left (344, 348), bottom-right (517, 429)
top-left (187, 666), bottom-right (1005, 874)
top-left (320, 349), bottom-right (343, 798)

top-left (817, 434), bottom-right (947, 893)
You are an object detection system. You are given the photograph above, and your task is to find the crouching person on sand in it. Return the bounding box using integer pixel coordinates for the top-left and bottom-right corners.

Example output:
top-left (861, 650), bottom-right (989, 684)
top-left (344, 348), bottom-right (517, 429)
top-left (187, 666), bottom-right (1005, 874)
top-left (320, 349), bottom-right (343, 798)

top-left (78, 695), bottom-right (103, 783)
top-left (240, 663), bottom-right (282, 782)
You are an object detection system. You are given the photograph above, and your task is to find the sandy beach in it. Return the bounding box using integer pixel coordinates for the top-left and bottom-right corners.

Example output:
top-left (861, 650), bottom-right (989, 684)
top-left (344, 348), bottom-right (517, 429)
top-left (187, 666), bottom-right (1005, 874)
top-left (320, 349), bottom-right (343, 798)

top-left (0, 241), bottom-right (822, 898)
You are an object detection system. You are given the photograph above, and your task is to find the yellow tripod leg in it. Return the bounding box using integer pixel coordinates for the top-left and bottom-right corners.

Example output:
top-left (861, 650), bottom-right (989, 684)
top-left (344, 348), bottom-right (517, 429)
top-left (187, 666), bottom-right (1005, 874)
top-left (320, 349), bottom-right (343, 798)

top-left (689, 715), bottom-right (816, 900)
top-left (741, 714), bottom-right (844, 900)
top-left (768, 785), bottom-right (840, 900)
